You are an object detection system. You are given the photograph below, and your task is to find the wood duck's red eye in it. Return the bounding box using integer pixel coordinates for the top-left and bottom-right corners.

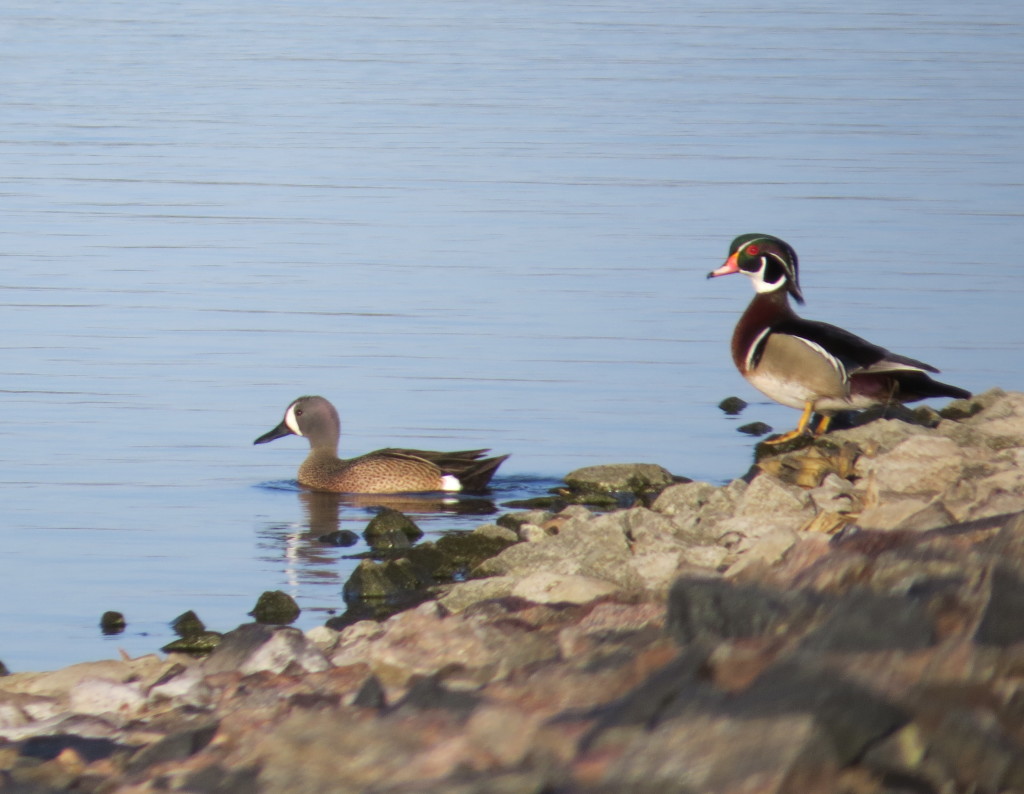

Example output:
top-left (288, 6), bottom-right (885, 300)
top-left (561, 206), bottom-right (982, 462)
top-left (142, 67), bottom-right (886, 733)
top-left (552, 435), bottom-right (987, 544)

top-left (746, 244), bottom-right (760, 256)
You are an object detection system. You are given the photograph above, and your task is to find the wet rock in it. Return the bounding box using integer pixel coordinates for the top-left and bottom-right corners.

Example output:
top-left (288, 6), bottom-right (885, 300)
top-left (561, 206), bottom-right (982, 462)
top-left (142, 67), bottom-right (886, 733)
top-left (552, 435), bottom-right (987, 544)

top-left (718, 396), bottom-right (748, 415)
top-left (343, 557), bottom-right (435, 604)
top-left (99, 611), bottom-right (125, 636)
top-left (162, 631), bottom-right (223, 655)
top-left (434, 530), bottom-right (515, 577)
top-left (203, 623), bottom-right (329, 676)
top-left (317, 529), bottom-right (359, 546)
top-left (170, 610), bottom-right (206, 637)
top-left (249, 589), bottom-right (301, 625)
top-left (364, 507), bottom-right (424, 543)
top-left (737, 420), bottom-right (772, 436)
top-left (364, 525), bottom-right (412, 551)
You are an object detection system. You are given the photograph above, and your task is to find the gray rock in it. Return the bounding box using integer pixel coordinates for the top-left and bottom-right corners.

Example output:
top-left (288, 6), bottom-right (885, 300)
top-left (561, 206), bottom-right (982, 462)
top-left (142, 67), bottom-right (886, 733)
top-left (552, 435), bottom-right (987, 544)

top-left (436, 576), bottom-right (517, 614)
top-left (563, 462), bottom-right (676, 495)
top-left (830, 416), bottom-right (929, 453)
top-left (651, 479), bottom-right (748, 541)
top-left (202, 624), bottom-right (329, 676)
top-left (735, 473), bottom-right (813, 518)
top-left (974, 564), bottom-right (1024, 647)
top-left (511, 572), bottom-right (620, 605)
top-left (856, 435), bottom-right (966, 497)
top-left (666, 577), bottom-right (811, 644)
top-left (472, 523), bottom-right (518, 544)
top-left (800, 590), bottom-right (935, 652)
top-left (475, 510), bottom-right (641, 591)
top-left (496, 510), bottom-right (553, 532)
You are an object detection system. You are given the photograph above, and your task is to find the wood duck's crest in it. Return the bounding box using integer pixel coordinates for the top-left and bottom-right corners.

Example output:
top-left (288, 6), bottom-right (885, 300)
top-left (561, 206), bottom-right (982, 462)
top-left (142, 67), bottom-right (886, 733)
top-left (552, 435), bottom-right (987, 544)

top-left (708, 233), bottom-right (804, 304)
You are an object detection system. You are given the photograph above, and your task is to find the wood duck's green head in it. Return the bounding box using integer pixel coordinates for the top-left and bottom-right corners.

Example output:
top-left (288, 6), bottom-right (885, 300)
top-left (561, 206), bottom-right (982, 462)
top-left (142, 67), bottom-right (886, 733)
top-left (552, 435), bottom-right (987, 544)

top-left (707, 233), bottom-right (804, 304)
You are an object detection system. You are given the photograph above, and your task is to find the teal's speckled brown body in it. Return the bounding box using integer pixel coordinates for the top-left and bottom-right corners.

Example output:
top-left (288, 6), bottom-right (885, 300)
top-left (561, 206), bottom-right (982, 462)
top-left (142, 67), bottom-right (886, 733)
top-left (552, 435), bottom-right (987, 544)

top-left (255, 395), bottom-right (508, 494)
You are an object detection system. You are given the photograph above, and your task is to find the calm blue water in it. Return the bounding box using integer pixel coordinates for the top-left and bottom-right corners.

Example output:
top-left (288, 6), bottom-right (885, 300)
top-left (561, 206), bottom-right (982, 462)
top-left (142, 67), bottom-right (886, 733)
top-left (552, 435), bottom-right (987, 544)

top-left (2, 1), bottom-right (1022, 671)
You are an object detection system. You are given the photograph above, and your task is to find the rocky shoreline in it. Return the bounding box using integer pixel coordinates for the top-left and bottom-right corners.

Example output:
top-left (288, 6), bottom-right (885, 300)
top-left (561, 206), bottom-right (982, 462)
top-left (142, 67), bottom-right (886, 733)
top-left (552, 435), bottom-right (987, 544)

top-left (2, 388), bottom-right (1023, 793)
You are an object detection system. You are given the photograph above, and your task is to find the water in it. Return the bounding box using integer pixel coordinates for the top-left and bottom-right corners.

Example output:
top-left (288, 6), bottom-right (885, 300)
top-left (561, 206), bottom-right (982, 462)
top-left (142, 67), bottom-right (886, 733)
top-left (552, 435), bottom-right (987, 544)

top-left (2, 1), bottom-right (1022, 671)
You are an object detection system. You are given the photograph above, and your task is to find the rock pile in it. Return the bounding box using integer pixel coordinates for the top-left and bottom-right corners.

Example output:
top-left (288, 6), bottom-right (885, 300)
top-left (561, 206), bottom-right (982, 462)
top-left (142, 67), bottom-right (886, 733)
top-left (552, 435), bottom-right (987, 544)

top-left (0, 389), bottom-right (1022, 792)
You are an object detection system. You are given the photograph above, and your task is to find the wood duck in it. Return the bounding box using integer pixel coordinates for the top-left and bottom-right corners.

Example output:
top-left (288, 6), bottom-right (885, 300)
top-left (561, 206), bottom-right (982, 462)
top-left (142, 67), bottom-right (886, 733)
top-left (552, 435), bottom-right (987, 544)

top-left (707, 233), bottom-right (971, 443)
top-left (255, 395), bottom-right (509, 493)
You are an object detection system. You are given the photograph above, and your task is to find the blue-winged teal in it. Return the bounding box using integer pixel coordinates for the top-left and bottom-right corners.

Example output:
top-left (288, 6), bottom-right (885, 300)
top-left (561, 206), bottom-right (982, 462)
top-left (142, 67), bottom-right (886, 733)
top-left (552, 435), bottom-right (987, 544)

top-left (707, 233), bottom-right (970, 443)
top-left (254, 395), bottom-right (509, 494)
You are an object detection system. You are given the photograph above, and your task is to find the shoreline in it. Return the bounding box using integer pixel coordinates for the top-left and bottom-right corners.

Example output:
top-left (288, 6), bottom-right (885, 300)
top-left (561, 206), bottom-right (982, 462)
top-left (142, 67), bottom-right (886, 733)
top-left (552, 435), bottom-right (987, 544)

top-left (1, 388), bottom-right (1023, 791)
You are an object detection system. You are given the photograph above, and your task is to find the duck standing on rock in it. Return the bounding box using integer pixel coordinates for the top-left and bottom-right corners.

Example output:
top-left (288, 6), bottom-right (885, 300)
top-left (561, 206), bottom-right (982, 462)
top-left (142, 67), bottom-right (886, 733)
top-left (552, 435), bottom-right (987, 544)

top-left (255, 395), bottom-right (509, 493)
top-left (707, 233), bottom-right (971, 443)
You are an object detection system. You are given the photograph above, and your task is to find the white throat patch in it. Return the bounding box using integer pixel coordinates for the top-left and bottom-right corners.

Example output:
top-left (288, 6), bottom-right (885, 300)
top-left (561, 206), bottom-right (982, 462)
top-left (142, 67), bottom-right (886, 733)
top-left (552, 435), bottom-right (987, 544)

top-left (284, 404), bottom-right (304, 436)
top-left (751, 255), bottom-right (786, 293)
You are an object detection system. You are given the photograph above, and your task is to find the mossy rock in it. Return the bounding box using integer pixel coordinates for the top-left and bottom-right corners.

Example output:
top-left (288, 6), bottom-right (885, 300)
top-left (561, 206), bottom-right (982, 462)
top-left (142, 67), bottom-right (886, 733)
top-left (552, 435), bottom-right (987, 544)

top-left (249, 590), bottom-right (301, 625)
top-left (170, 610), bottom-right (206, 638)
top-left (364, 507), bottom-right (423, 543)
top-left (100, 611), bottom-right (126, 636)
top-left (718, 396), bottom-right (748, 415)
top-left (162, 631), bottom-right (223, 655)
top-left (436, 531), bottom-right (515, 572)
top-left (343, 558), bottom-right (435, 604)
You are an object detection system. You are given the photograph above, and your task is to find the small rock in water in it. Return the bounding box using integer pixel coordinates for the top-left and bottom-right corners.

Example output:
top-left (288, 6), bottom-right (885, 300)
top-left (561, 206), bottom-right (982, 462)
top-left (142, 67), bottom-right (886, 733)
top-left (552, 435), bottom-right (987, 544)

top-left (171, 610), bottom-right (206, 638)
top-left (250, 590), bottom-right (301, 625)
top-left (718, 396), bottom-right (748, 415)
top-left (365, 507), bottom-right (424, 544)
top-left (343, 558), bottom-right (434, 604)
top-left (317, 529), bottom-right (359, 546)
top-left (99, 611), bottom-right (126, 636)
top-left (737, 421), bottom-right (772, 436)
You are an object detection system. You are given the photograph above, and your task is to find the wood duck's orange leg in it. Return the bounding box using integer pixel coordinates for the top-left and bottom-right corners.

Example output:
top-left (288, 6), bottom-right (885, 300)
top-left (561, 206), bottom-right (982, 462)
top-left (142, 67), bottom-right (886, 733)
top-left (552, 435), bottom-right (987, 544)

top-left (765, 401), bottom-right (814, 445)
top-left (812, 414), bottom-right (833, 436)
